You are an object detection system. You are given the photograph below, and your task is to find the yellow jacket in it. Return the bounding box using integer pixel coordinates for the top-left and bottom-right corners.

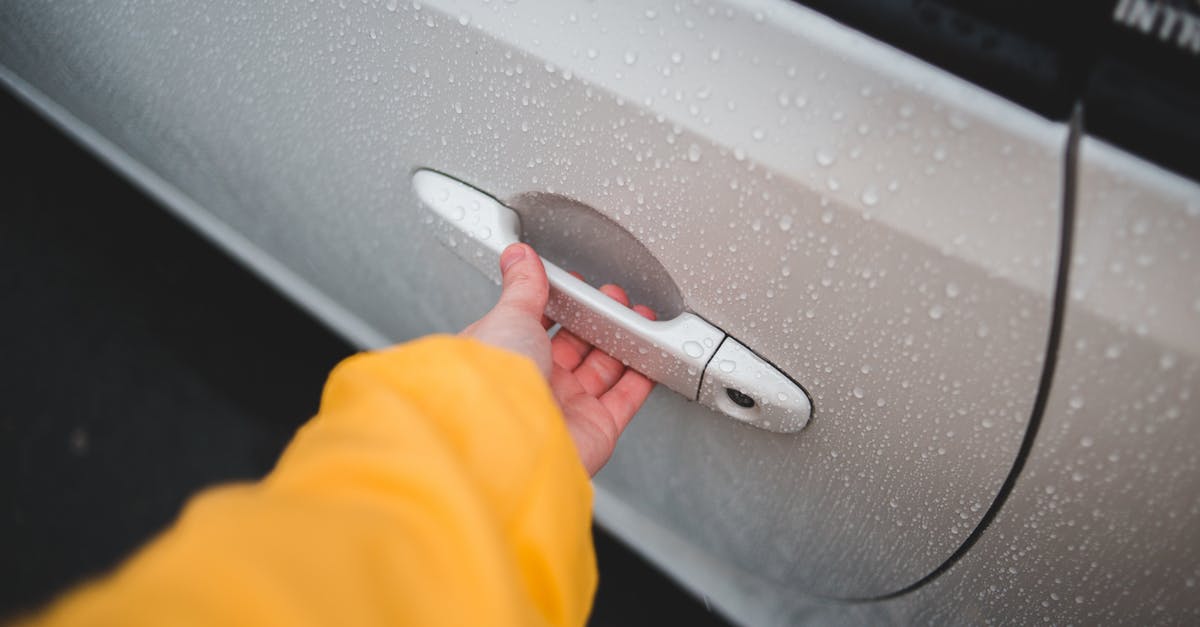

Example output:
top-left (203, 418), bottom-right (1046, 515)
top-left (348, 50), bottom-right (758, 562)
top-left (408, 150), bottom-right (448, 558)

top-left (26, 336), bottom-right (596, 627)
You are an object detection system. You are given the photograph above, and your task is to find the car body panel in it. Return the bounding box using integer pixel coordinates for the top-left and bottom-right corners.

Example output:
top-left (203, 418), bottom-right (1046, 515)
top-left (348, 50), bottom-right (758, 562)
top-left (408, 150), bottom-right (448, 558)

top-left (863, 138), bottom-right (1200, 626)
top-left (0, 0), bottom-right (1066, 600)
top-left (7, 0), bottom-right (1192, 623)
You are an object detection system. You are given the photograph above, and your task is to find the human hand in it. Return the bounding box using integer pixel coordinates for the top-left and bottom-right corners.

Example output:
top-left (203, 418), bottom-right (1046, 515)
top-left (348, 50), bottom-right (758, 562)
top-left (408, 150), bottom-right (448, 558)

top-left (460, 243), bottom-right (657, 476)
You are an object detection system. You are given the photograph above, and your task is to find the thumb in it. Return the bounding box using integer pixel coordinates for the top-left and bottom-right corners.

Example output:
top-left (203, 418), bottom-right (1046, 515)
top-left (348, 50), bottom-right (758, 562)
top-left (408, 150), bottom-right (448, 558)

top-left (495, 243), bottom-right (549, 319)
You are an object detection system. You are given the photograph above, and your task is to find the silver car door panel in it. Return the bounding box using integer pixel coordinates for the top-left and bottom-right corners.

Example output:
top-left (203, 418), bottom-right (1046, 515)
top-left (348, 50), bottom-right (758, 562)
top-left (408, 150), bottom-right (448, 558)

top-left (0, 0), bottom-right (1070, 614)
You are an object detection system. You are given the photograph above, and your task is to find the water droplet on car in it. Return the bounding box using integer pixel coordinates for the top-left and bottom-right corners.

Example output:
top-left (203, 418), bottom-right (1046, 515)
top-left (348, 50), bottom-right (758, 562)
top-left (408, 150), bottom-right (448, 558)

top-left (860, 187), bottom-right (879, 207)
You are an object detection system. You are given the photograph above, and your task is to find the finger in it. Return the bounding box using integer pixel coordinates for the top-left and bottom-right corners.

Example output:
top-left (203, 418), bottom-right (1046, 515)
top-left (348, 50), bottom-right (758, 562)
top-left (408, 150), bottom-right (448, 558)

top-left (549, 363), bottom-right (587, 401)
top-left (597, 301), bottom-right (657, 420)
top-left (549, 282), bottom-right (628, 371)
top-left (551, 328), bottom-right (592, 370)
top-left (631, 304), bottom-right (657, 322)
top-left (600, 368), bottom-right (655, 430)
top-left (572, 285), bottom-right (636, 396)
top-left (493, 243), bottom-right (548, 320)
top-left (561, 396), bottom-right (618, 476)
top-left (551, 363), bottom-right (619, 476)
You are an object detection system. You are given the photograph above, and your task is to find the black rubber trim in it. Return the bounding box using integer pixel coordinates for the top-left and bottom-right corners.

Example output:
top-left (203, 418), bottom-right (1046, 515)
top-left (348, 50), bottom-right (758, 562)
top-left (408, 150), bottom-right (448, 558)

top-left (864, 104), bottom-right (1081, 601)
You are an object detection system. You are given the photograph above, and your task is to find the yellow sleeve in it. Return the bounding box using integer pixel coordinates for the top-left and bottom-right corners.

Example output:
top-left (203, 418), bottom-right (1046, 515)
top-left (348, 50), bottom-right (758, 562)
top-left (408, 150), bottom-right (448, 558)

top-left (26, 336), bottom-right (597, 627)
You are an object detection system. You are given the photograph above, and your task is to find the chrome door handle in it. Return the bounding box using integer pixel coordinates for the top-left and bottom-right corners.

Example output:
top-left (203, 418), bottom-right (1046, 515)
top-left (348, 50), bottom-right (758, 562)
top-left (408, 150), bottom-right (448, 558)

top-left (414, 169), bottom-right (811, 433)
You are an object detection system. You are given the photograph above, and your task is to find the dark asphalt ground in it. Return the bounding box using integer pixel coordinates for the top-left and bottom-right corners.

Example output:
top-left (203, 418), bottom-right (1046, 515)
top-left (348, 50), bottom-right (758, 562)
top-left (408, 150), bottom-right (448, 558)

top-left (0, 88), bottom-right (729, 626)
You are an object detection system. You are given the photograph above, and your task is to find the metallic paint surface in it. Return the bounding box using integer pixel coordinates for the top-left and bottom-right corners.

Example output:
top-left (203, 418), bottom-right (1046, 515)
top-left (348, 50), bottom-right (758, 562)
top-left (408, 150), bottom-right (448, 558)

top-left (2, 0), bottom-right (1135, 617)
top-left (862, 137), bottom-right (1200, 625)
top-left (592, 139), bottom-right (1200, 625)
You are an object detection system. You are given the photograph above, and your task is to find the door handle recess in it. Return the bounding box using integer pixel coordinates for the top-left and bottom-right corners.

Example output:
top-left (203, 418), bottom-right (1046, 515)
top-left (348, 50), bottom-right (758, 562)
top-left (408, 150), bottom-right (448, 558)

top-left (414, 169), bottom-right (811, 433)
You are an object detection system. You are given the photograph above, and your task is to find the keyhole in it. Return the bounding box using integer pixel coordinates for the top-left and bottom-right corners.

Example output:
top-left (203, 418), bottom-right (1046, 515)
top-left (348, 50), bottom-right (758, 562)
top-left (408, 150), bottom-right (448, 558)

top-left (725, 388), bottom-right (756, 408)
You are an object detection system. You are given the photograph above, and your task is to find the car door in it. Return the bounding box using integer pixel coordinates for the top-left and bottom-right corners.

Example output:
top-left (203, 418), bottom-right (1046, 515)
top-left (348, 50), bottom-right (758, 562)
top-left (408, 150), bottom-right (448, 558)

top-left (0, 0), bottom-right (1067, 617)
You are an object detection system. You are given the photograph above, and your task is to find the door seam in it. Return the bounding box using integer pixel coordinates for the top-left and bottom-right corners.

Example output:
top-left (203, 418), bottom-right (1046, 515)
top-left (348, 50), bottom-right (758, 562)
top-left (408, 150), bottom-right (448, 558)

top-left (866, 101), bottom-right (1084, 602)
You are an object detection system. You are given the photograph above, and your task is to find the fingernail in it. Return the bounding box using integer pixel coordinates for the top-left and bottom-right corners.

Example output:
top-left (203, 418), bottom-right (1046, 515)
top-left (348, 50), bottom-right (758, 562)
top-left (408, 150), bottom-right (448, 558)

top-left (499, 244), bottom-right (526, 273)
